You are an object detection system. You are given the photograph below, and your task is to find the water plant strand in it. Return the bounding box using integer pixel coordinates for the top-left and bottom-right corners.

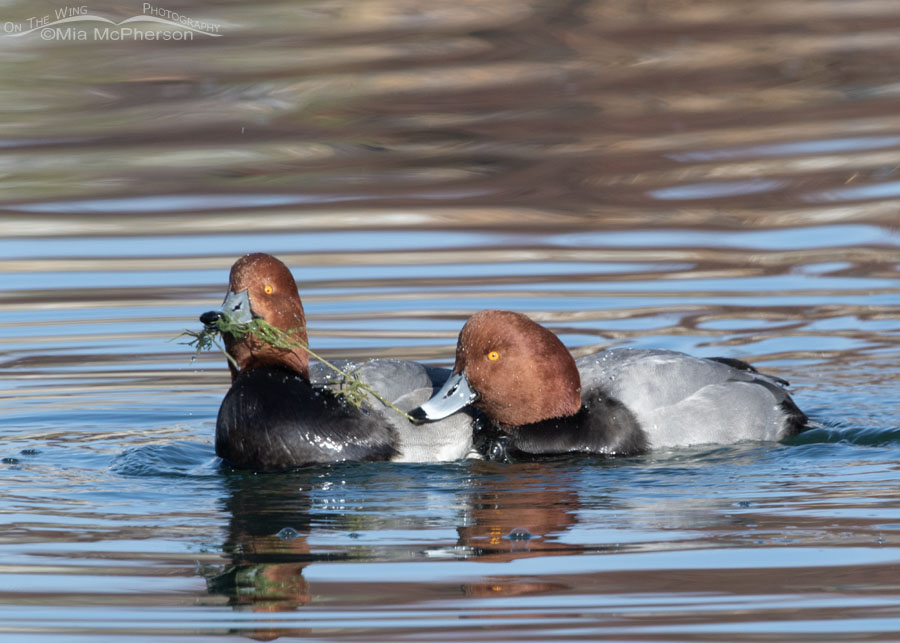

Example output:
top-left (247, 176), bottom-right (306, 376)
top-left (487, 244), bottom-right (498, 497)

top-left (179, 318), bottom-right (416, 421)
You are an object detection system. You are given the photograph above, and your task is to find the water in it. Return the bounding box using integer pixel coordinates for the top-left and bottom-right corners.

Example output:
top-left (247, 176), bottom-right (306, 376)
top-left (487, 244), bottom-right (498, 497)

top-left (1, 0), bottom-right (899, 640)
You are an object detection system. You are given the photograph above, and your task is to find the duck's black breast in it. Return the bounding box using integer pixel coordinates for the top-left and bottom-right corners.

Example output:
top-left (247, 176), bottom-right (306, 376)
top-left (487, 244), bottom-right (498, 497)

top-left (476, 389), bottom-right (648, 462)
top-left (216, 366), bottom-right (398, 471)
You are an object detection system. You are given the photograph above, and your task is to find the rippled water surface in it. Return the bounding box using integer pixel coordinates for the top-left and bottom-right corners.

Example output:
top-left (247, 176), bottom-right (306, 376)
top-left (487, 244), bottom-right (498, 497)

top-left (1, 0), bottom-right (899, 640)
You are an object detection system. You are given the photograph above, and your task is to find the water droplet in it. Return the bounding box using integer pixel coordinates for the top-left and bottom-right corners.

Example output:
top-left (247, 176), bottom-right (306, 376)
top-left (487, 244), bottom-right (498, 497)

top-left (276, 527), bottom-right (300, 540)
top-left (506, 527), bottom-right (533, 541)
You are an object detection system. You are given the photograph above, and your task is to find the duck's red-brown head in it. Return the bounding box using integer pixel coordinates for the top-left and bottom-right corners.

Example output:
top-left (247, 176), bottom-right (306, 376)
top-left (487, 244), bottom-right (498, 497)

top-left (411, 310), bottom-right (582, 428)
top-left (201, 253), bottom-right (309, 382)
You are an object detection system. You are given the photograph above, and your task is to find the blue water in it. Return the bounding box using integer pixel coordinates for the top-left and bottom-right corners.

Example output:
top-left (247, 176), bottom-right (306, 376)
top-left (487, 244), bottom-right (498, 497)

top-left (1, 0), bottom-right (899, 640)
top-left (4, 433), bottom-right (900, 639)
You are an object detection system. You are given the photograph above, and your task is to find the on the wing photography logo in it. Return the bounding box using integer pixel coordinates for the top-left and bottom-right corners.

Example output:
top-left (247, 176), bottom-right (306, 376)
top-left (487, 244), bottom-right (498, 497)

top-left (3, 4), bottom-right (222, 41)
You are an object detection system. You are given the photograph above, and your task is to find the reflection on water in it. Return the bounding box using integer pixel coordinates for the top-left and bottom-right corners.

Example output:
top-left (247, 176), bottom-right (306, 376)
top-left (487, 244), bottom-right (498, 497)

top-left (0, 0), bottom-right (899, 640)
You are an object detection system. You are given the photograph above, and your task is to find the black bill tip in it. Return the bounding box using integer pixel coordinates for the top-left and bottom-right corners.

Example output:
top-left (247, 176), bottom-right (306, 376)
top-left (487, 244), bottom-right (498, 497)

top-left (200, 310), bottom-right (223, 327)
top-left (408, 407), bottom-right (429, 424)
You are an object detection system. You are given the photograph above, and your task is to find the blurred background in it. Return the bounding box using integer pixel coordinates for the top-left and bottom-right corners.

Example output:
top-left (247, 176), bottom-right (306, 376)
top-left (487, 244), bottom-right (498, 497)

top-left (1, 1), bottom-right (898, 423)
top-left (0, 1), bottom-right (899, 640)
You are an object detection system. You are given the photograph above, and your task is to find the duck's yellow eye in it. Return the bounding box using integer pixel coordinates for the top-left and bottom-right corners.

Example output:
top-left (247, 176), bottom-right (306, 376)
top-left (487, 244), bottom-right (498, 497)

top-left (488, 351), bottom-right (500, 361)
top-left (264, 284), bottom-right (273, 294)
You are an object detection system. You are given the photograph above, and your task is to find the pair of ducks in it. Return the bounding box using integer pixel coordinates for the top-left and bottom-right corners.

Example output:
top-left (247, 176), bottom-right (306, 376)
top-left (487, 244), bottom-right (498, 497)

top-left (202, 254), bottom-right (808, 471)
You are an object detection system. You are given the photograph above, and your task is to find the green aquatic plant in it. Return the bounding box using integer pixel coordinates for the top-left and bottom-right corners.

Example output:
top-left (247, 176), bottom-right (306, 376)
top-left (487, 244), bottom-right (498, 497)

top-left (179, 317), bottom-right (415, 421)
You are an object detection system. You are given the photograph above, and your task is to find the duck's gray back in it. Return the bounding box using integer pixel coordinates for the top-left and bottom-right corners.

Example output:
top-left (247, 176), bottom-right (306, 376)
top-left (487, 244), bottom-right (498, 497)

top-left (576, 349), bottom-right (796, 448)
top-left (311, 359), bottom-right (474, 462)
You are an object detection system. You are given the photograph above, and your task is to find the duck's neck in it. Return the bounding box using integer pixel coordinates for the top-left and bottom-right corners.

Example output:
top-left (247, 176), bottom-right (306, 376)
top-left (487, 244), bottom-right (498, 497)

top-left (225, 330), bottom-right (310, 383)
top-left (484, 391), bottom-right (647, 459)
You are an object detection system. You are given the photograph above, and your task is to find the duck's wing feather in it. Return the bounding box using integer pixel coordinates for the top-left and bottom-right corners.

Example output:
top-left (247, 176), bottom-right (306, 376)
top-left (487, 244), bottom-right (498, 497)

top-left (576, 349), bottom-right (807, 448)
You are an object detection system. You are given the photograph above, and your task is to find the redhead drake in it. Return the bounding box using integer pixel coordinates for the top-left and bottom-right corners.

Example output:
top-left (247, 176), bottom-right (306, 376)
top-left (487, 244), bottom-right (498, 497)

top-left (201, 253), bottom-right (473, 471)
top-left (411, 310), bottom-right (808, 461)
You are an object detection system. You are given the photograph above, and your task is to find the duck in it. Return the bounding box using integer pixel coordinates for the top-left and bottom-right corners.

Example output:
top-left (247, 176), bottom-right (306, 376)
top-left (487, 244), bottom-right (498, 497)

top-left (410, 309), bottom-right (808, 461)
top-left (200, 253), bottom-right (473, 471)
